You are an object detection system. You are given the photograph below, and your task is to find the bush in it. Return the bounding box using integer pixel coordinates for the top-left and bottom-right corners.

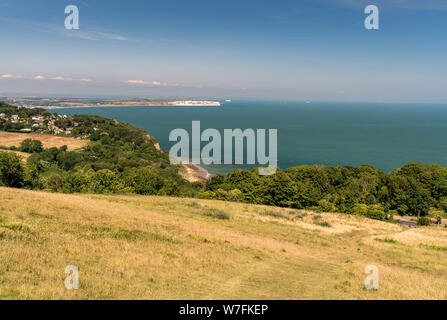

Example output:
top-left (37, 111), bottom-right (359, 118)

top-left (314, 220), bottom-right (331, 227)
top-left (386, 210), bottom-right (397, 221)
top-left (63, 171), bottom-right (91, 193)
top-left (45, 173), bottom-right (65, 192)
top-left (197, 190), bottom-right (217, 199)
top-left (91, 169), bottom-right (122, 194)
top-left (366, 205), bottom-right (386, 221)
top-left (128, 167), bottom-right (163, 195)
top-left (317, 199), bottom-right (337, 212)
top-left (19, 139), bottom-right (43, 153)
top-left (312, 214), bottom-right (331, 227)
top-left (417, 216), bottom-right (432, 226)
top-left (227, 189), bottom-right (244, 202)
top-left (203, 208), bottom-right (230, 220)
top-left (23, 163), bottom-right (43, 189)
top-left (351, 203), bottom-right (368, 216)
top-left (0, 151), bottom-right (24, 187)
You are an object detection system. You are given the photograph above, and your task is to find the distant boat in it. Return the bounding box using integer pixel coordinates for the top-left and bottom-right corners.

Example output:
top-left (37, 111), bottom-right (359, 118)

top-left (305, 101), bottom-right (311, 104)
top-left (225, 99), bottom-right (232, 102)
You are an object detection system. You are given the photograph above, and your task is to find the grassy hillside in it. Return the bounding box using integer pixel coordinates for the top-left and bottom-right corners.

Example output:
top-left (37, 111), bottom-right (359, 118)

top-left (0, 187), bottom-right (446, 299)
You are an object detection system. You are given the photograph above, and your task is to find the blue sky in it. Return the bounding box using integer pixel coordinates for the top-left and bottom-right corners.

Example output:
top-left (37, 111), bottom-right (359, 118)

top-left (0, 0), bottom-right (446, 102)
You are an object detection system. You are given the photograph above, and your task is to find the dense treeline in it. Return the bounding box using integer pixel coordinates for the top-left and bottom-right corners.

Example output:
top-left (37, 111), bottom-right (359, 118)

top-left (1, 101), bottom-right (446, 221)
top-left (199, 163), bottom-right (446, 219)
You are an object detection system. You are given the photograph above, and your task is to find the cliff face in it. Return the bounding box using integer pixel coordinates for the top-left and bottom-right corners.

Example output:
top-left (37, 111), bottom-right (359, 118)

top-left (145, 134), bottom-right (161, 151)
top-left (180, 163), bottom-right (211, 183)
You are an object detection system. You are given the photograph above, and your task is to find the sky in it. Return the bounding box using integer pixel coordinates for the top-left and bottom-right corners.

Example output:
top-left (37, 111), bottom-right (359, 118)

top-left (0, 0), bottom-right (446, 102)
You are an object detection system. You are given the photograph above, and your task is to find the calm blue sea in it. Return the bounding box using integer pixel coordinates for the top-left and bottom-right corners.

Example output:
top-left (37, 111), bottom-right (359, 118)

top-left (55, 101), bottom-right (447, 174)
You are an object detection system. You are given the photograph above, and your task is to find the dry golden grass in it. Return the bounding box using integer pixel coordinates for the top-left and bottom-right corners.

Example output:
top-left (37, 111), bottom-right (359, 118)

top-left (0, 132), bottom-right (87, 151)
top-left (0, 187), bottom-right (447, 299)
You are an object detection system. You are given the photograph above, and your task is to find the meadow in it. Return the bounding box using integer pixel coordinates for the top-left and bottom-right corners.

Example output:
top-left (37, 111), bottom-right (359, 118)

top-left (0, 187), bottom-right (446, 299)
top-left (0, 132), bottom-right (87, 151)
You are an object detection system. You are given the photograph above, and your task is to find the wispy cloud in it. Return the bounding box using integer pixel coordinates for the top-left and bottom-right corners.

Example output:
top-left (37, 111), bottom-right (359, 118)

top-left (125, 80), bottom-right (169, 86)
top-left (1, 74), bottom-right (22, 79)
top-left (0, 17), bottom-right (127, 41)
top-left (34, 75), bottom-right (93, 82)
top-left (61, 29), bottom-right (127, 41)
top-left (125, 80), bottom-right (147, 85)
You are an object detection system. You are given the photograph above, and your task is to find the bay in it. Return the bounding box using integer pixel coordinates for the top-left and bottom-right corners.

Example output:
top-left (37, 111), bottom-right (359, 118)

top-left (55, 100), bottom-right (447, 174)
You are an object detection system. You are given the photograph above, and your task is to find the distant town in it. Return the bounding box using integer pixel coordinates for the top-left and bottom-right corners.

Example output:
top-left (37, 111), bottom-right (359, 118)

top-left (1, 97), bottom-right (221, 109)
top-left (0, 110), bottom-right (89, 138)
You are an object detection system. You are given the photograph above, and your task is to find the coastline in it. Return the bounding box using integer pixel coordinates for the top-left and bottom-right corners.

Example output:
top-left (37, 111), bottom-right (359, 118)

top-left (7, 97), bottom-right (222, 109)
top-left (43, 104), bottom-right (221, 109)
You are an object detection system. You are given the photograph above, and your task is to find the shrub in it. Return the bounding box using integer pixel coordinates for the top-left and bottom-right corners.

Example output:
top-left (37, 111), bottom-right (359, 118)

top-left (125, 167), bottom-right (163, 195)
top-left (19, 139), bottom-right (43, 153)
top-left (317, 199), bottom-right (337, 212)
top-left (23, 163), bottom-right (43, 190)
top-left (197, 190), bottom-right (217, 199)
top-left (44, 173), bottom-right (65, 192)
top-left (91, 169), bottom-right (122, 194)
top-left (186, 201), bottom-right (202, 209)
top-left (312, 214), bottom-right (331, 227)
top-left (216, 188), bottom-right (228, 200)
top-left (314, 220), bottom-right (331, 227)
top-left (386, 210), bottom-right (397, 221)
top-left (0, 151), bottom-right (24, 187)
top-left (417, 216), bottom-right (432, 226)
top-left (374, 238), bottom-right (398, 244)
top-left (227, 189), bottom-right (244, 202)
top-left (63, 171), bottom-right (90, 193)
top-left (202, 208), bottom-right (230, 220)
top-left (351, 203), bottom-right (368, 216)
top-left (366, 205), bottom-right (386, 221)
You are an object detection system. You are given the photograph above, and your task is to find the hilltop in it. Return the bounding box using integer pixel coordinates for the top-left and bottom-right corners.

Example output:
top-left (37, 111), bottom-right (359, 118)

top-left (0, 187), bottom-right (446, 299)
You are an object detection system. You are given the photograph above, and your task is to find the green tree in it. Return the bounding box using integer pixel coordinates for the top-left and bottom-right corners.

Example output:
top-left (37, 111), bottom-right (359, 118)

top-left (19, 139), bottom-right (43, 153)
top-left (128, 167), bottom-right (164, 195)
top-left (0, 152), bottom-right (24, 187)
top-left (91, 169), bottom-right (121, 194)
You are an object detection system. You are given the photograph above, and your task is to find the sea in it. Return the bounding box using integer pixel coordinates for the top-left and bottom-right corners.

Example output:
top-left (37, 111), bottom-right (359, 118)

top-left (54, 100), bottom-right (447, 174)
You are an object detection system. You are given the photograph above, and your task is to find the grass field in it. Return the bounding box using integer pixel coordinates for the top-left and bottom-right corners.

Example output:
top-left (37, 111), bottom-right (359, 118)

top-left (0, 187), bottom-right (447, 299)
top-left (0, 132), bottom-right (88, 151)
